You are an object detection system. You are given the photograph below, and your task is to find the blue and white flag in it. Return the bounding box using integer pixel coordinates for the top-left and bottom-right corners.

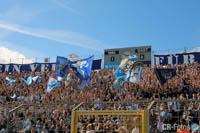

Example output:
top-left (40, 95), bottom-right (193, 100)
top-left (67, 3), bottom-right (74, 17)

top-left (127, 67), bottom-right (143, 83)
top-left (23, 76), bottom-right (32, 86)
top-left (71, 56), bottom-right (94, 82)
top-left (56, 56), bottom-right (73, 78)
top-left (32, 76), bottom-right (40, 83)
top-left (113, 55), bottom-right (138, 90)
top-left (6, 77), bottom-right (16, 87)
top-left (114, 55), bottom-right (137, 81)
top-left (47, 77), bottom-right (58, 92)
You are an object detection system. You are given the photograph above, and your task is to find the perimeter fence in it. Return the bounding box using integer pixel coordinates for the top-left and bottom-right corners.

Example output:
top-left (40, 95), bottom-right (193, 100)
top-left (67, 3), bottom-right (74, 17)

top-left (3, 99), bottom-right (200, 133)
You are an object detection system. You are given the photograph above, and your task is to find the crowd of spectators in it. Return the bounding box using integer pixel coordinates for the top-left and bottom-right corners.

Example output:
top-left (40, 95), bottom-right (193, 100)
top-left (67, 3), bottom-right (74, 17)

top-left (0, 62), bottom-right (200, 132)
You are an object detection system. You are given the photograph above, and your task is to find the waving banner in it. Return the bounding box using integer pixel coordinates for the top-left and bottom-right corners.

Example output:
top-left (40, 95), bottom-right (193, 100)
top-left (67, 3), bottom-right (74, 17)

top-left (71, 56), bottom-right (94, 82)
top-left (56, 56), bottom-right (72, 78)
top-left (113, 55), bottom-right (143, 90)
top-left (155, 68), bottom-right (176, 85)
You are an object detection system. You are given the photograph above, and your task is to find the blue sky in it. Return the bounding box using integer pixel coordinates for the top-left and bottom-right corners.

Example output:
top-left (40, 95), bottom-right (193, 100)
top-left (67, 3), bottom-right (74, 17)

top-left (0, 0), bottom-right (200, 63)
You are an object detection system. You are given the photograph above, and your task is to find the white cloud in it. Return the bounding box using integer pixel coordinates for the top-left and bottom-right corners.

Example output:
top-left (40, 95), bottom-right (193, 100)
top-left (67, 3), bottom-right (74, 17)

top-left (0, 46), bottom-right (33, 64)
top-left (190, 46), bottom-right (200, 52)
top-left (0, 40), bottom-right (45, 59)
top-left (0, 4), bottom-right (46, 39)
top-left (0, 5), bottom-right (38, 24)
top-left (52, 0), bottom-right (80, 15)
top-left (0, 21), bottom-right (105, 51)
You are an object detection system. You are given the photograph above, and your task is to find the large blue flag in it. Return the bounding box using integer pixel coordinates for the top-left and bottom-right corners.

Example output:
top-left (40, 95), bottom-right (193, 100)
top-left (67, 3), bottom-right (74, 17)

top-left (114, 55), bottom-right (137, 81)
top-left (71, 56), bottom-right (94, 82)
top-left (56, 56), bottom-right (73, 78)
top-left (113, 55), bottom-right (138, 90)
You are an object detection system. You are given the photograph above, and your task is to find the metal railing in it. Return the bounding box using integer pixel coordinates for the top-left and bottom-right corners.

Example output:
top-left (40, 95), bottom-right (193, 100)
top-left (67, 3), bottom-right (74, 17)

top-left (3, 100), bottom-right (200, 133)
top-left (149, 99), bottom-right (200, 133)
top-left (5, 102), bottom-right (79, 133)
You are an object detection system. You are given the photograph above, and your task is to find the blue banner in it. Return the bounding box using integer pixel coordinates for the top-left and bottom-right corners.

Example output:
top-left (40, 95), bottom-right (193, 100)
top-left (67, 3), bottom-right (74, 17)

top-left (71, 56), bottom-right (94, 82)
top-left (154, 52), bottom-right (200, 65)
top-left (113, 55), bottom-right (139, 90)
top-left (92, 59), bottom-right (101, 70)
top-left (0, 59), bottom-right (101, 73)
top-left (155, 68), bottom-right (176, 85)
top-left (0, 63), bottom-right (55, 73)
top-left (56, 56), bottom-right (72, 77)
